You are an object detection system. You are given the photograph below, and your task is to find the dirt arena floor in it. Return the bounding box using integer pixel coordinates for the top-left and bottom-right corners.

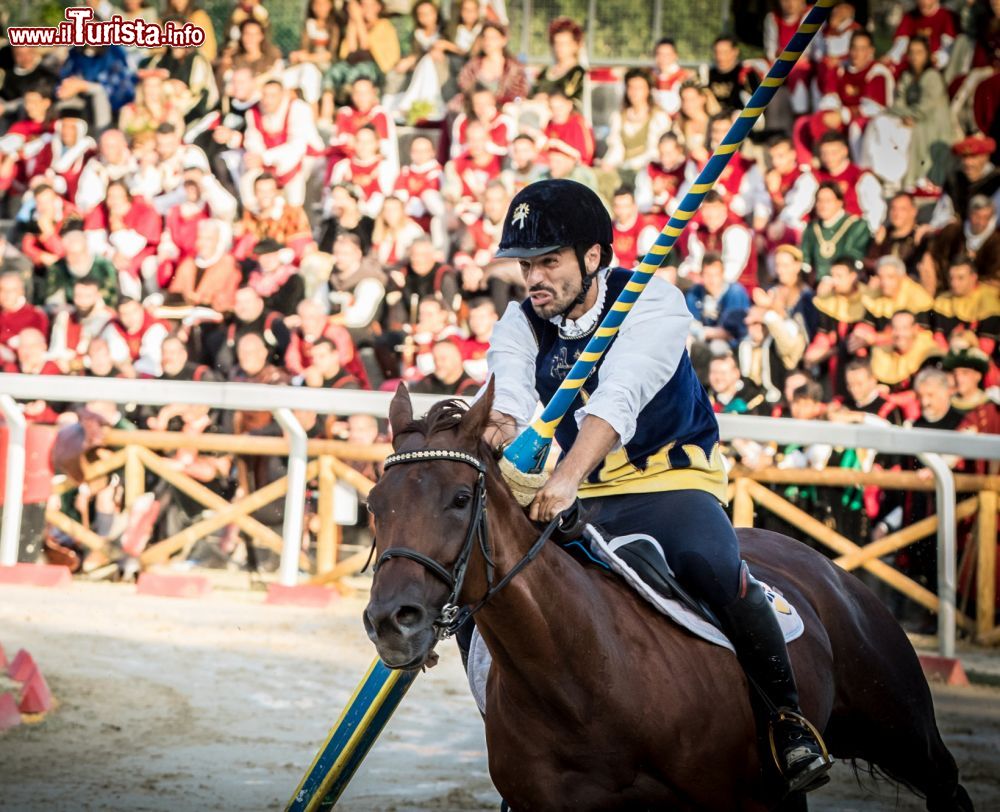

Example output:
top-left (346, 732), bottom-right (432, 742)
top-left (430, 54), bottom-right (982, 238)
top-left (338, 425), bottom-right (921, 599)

top-left (1, 575), bottom-right (998, 812)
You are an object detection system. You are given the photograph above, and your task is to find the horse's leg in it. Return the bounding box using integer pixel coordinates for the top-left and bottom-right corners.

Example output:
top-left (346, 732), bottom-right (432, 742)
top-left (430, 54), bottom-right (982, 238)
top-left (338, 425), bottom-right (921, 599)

top-left (820, 572), bottom-right (973, 811)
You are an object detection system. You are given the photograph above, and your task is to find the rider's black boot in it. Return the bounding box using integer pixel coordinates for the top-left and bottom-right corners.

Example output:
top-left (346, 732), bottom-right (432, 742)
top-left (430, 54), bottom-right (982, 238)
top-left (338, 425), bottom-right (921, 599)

top-left (716, 561), bottom-right (834, 794)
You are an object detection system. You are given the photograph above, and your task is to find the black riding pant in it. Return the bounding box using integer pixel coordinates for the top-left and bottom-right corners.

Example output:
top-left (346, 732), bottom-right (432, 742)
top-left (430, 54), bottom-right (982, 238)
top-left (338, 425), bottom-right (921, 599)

top-left (584, 489), bottom-right (742, 608)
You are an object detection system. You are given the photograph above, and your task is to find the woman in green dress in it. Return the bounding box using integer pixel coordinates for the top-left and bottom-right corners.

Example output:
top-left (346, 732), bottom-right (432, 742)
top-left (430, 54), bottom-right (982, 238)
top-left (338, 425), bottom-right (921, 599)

top-left (531, 17), bottom-right (586, 107)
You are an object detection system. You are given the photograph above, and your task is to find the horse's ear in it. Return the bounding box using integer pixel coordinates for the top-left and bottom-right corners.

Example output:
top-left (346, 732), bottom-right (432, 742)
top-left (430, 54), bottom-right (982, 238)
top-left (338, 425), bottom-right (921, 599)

top-left (388, 382), bottom-right (413, 449)
top-left (460, 376), bottom-right (494, 444)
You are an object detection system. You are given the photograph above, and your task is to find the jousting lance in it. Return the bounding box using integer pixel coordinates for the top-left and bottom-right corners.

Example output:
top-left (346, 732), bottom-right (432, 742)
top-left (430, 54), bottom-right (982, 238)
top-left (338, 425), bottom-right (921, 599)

top-left (285, 2), bottom-right (836, 809)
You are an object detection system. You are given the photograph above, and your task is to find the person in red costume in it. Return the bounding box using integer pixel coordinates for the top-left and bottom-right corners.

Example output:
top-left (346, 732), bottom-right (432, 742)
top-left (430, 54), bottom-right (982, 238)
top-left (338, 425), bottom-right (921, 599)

top-left (812, 2), bottom-right (863, 98)
top-left (329, 125), bottom-right (397, 218)
top-left (635, 132), bottom-right (697, 220)
top-left (705, 114), bottom-right (772, 229)
top-left (651, 37), bottom-right (694, 117)
top-left (451, 180), bottom-right (511, 300)
top-left (393, 135), bottom-right (445, 249)
top-left (611, 188), bottom-right (661, 269)
top-left (542, 86), bottom-right (595, 166)
top-left (0, 272), bottom-right (48, 366)
top-left (764, 0), bottom-right (813, 114)
top-left (242, 79), bottom-right (323, 208)
top-left (284, 297), bottom-right (368, 386)
top-left (0, 83), bottom-right (55, 197)
top-left (44, 115), bottom-right (96, 203)
top-left (676, 190), bottom-right (757, 292)
top-left (764, 135), bottom-right (820, 247)
top-left (818, 30), bottom-right (894, 158)
top-left (330, 76), bottom-right (399, 169)
top-left (450, 85), bottom-right (515, 159)
top-left (815, 130), bottom-right (886, 233)
top-left (444, 120), bottom-right (503, 222)
top-left (19, 184), bottom-right (79, 274)
top-left (1, 328), bottom-right (62, 424)
top-left (102, 297), bottom-right (169, 378)
top-left (887, 0), bottom-right (958, 72)
top-left (453, 296), bottom-right (497, 383)
top-left (946, 349), bottom-right (1000, 472)
top-left (158, 179), bottom-right (212, 289)
top-left (84, 180), bottom-right (162, 298)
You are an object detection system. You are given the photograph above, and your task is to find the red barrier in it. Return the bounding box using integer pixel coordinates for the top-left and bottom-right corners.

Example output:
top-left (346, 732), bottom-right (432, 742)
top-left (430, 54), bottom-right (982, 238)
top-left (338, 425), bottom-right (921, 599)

top-left (0, 423), bottom-right (57, 506)
top-left (918, 654), bottom-right (970, 686)
top-left (19, 670), bottom-right (53, 714)
top-left (7, 649), bottom-right (37, 682)
top-left (266, 584), bottom-right (338, 608)
top-left (0, 563), bottom-right (73, 587)
top-left (136, 572), bottom-right (212, 599)
top-left (0, 693), bottom-right (20, 731)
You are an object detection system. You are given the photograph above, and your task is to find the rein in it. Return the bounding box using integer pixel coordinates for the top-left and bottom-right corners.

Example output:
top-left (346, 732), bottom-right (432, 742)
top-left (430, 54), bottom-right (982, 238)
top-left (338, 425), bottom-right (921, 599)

top-left (370, 448), bottom-right (565, 640)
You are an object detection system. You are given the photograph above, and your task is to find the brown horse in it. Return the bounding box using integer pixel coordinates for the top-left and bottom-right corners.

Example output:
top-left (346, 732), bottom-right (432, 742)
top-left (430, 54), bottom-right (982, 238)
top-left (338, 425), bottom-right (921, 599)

top-left (363, 384), bottom-right (974, 811)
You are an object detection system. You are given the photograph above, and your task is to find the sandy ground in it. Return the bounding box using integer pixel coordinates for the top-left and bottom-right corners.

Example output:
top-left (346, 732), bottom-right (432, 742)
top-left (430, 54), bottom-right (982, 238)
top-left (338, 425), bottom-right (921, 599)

top-left (0, 576), bottom-right (998, 812)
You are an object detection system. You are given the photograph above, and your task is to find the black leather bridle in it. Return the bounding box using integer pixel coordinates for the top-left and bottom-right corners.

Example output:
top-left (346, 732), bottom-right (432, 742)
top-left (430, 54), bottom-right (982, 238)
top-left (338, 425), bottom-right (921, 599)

top-left (370, 448), bottom-right (565, 640)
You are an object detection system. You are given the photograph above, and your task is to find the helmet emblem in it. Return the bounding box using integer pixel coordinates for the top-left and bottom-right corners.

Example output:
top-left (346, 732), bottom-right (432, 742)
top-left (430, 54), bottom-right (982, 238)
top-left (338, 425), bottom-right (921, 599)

top-left (512, 202), bottom-right (530, 229)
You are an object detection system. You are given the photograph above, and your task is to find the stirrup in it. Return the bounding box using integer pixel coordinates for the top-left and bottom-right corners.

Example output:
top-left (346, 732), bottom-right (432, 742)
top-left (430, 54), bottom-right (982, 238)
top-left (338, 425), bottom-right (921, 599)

top-left (767, 709), bottom-right (835, 793)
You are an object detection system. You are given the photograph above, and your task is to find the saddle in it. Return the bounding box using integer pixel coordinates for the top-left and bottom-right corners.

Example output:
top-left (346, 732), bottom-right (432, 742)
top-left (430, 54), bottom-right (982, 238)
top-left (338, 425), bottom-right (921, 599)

top-left (557, 519), bottom-right (804, 653)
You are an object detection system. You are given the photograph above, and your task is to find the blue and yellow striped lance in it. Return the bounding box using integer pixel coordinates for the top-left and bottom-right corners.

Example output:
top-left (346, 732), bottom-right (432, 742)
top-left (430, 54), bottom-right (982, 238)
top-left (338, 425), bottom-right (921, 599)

top-left (503, 0), bottom-right (836, 476)
top-left (285, 3), bottom-right (835, 808)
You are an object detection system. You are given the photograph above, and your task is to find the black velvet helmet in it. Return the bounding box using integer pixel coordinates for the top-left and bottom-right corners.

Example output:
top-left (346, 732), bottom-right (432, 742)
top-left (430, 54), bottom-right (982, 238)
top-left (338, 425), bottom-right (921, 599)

top-left (495, 179), bottom-right (613, 259)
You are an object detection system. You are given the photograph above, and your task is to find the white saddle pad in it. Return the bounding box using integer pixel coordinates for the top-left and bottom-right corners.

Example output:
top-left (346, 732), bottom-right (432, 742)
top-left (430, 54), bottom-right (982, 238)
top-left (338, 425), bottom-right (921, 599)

top-left (466, 524), bottom-right (804, 715)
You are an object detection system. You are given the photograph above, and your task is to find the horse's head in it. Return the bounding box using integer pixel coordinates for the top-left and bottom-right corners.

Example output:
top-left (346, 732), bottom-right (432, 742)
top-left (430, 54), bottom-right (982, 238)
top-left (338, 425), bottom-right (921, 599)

top-left (363, 381), bottom-right (497, 669)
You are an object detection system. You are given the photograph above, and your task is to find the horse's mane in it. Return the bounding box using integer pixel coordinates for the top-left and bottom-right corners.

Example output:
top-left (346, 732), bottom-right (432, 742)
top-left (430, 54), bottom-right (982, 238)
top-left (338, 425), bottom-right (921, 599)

top-left (406, 398), bottom-right (469, 438)
top-left (402, 398), bottom-right (504, 462)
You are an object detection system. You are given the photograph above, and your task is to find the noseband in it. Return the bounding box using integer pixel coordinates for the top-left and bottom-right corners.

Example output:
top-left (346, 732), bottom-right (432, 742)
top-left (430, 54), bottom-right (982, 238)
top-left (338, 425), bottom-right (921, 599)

top-left (372, 448), bottom-right (564, 640)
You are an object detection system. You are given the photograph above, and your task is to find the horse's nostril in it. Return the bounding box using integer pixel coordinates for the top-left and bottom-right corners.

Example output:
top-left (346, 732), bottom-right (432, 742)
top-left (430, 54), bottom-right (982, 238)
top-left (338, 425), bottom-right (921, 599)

top-left (394, 605), bottom-right (425, 629)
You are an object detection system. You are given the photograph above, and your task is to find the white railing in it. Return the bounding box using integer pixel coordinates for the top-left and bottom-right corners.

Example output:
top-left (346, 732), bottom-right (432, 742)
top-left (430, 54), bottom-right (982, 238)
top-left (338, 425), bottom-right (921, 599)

top-left (3, 373), bottom-right (1000, 657)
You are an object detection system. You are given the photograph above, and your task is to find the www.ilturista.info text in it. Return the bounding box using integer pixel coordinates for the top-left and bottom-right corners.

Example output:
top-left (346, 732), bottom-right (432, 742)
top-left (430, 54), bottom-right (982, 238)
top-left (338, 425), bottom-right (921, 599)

top-left (8, 7), bottom-right (205, 49)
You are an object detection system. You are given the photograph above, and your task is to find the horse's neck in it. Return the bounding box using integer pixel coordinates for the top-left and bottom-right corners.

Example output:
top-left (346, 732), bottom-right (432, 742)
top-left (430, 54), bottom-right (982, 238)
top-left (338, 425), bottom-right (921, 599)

top-left (460, 485), bottom-right (609, 677)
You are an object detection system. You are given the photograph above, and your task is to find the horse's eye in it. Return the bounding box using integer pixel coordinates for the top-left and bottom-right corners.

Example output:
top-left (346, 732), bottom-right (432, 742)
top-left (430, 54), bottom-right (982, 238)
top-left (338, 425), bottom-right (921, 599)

top-left (451, 491), bottom-right (472, 509)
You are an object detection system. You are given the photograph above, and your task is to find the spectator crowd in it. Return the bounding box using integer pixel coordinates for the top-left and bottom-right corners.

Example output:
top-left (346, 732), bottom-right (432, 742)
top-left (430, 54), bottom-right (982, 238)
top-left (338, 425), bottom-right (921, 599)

top-left (0, 0), bottom-right (997, 618)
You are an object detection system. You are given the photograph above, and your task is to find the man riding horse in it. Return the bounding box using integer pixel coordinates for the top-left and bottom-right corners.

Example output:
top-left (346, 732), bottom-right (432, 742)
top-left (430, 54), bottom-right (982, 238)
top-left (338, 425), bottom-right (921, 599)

top-left (480, 179), bottom-right (832, 794)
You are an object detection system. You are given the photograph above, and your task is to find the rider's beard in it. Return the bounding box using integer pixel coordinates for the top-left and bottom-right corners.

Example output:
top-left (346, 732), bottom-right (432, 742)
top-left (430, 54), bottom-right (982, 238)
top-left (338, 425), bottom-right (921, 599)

top-left (529, 277), bottom-right (581, 320)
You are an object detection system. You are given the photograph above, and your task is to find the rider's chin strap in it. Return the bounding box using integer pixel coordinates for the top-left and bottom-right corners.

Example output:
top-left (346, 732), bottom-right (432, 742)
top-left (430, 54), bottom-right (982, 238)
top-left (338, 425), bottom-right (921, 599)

top-left (554, 244), bottom-right (598, 321)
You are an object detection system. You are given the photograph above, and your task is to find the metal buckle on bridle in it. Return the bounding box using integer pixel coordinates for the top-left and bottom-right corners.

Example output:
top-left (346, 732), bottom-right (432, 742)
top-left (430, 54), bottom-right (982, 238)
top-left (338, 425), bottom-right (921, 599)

top-left (436, 603), bottom-right (460, 639)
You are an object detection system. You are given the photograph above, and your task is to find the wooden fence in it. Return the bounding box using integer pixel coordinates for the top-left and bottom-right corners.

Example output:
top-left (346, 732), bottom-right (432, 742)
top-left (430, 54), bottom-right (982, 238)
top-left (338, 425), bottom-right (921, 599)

top-left (49, 429), bottom-right (390, 586)
top-left (728, 467), bottom-right (999, 646)
top-left (47, 431), bottom-right (1000, 645)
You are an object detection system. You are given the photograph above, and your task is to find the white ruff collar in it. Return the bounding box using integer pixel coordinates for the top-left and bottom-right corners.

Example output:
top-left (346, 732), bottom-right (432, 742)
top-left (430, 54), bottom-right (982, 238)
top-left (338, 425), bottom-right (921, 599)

top-left (550, 267), bottom-right (609, 339)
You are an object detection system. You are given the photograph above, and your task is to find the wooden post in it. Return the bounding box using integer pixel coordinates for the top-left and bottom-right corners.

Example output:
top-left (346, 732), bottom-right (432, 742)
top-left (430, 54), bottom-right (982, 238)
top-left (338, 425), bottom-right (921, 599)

top-left (835, 497), bottom-right (979, 571)
top-left (744, 480), bottom-right (974, 631)
top-left (732, 477), bottom-right (754, 528)
top-left (44, 508), bottom-right (108, 552)
top-left (51, 450), bottom-right (129, 495)
top-left (309, 548), bottom-right (372, 586)
top-left (977, 489), bottom-right (998, 641)
top-left (123, 445), bottom-right (144, 509)
top-left (137, 448), bottom-right (315, 567)
top-left (317, 455), bottom-right (338, 575)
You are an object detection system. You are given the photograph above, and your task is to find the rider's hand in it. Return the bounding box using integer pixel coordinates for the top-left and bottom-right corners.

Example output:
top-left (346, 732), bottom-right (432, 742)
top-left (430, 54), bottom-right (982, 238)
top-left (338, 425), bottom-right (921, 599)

top-left (529, 467), bottom-right (579, 523)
